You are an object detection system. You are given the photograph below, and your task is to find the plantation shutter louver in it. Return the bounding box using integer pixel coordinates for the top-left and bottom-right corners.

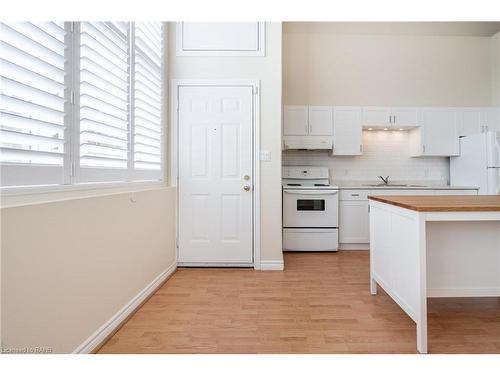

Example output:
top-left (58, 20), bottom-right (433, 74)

top-left (0, 22), bottom-right (67, 186)
top-left (133, 22), bottom-right (163, 176)
top-left (78, 22), bottom-right (130, 182)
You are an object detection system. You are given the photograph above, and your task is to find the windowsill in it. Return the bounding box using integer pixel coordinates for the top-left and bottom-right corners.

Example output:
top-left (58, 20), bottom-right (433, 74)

top-left (0, 180), bottom-right (172, 208)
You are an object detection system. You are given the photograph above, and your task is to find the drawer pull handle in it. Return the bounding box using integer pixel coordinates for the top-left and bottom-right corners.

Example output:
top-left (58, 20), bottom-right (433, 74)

top-left (351, 194), bottom-right (360, 196)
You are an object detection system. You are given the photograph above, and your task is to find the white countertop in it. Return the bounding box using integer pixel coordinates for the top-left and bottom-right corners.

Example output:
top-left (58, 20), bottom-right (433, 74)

top-left (333, 181), bottom-right (478, 190)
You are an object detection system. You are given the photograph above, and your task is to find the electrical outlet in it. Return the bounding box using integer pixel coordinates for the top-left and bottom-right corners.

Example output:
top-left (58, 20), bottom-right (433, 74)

top-left (260, 150), bottom-right (271, 161)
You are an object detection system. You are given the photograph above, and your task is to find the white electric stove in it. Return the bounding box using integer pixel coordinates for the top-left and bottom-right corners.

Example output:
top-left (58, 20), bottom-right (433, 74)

top-left (282, 166), bottom-right (339, 251)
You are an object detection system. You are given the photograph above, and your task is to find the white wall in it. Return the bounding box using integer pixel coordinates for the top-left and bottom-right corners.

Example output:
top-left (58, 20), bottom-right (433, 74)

top-left (283, 30), bottom-right (493, 106)
top-left (492, 31), bottom-right (500, 106)
top-left (0, 187), bottom-right (176, 353)
top-left (283, 131), bottom-right (449, 183)
top-left (168, 23), bottom-right (283, 264)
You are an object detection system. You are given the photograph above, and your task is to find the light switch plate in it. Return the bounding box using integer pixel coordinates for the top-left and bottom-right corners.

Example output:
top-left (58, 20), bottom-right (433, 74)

top-left (260, 150), bottom-right (271, 161)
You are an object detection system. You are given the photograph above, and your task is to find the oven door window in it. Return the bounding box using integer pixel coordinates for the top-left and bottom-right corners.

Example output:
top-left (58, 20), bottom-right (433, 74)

top-left (297, 199), bottom-right (325, 211)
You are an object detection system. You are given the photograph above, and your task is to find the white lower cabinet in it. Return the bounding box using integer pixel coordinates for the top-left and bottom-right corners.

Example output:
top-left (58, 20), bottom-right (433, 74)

top-left (339, 188), bottom-right (478, 249)
top-left (339, 200), bottom-right (370, 243)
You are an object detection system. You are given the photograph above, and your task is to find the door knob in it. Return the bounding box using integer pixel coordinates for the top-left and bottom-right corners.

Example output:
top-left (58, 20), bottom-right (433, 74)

top-left (243, 185), bottom-right (251, 192)
top-left (243, 174), bottom-right (250, 181)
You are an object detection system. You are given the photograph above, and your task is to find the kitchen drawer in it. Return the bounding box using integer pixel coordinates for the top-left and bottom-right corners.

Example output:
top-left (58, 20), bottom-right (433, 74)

top-left (340, 190), bottom-right (371, 201)
top-left (283, 228), bottom-right (338, 251)
top-left (370, 189), bottom-right (435, 196)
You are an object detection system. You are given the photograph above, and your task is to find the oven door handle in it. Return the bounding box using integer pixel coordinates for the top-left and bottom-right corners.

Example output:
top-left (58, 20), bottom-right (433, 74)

top-left (283, 190), bottom-right (338, 195)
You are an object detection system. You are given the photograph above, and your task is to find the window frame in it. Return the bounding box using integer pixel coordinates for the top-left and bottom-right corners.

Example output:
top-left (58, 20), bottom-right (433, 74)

top-left (0, 21), bottom-right (166, 194)
top-left (0, 22), bottom-right (69, 187)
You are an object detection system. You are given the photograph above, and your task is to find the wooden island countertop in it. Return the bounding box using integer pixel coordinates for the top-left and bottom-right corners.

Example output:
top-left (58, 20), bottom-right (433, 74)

top-left (368, 195), bottom-right (500, 212)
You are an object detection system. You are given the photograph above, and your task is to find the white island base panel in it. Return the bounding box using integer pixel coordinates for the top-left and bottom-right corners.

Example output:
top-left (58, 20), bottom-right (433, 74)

top-left (369, 200), bottom-right (500, 354)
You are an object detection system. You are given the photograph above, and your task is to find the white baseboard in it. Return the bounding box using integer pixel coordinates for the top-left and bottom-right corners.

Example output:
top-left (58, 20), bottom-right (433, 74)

top-left (73, 261), bottom-right (177, 354)
top-left (427, 287), bottom-right (500, 298)
top-left (260, 260), bottom-right (284, 271)
top-left (339, 243), bottom-right (370, 250)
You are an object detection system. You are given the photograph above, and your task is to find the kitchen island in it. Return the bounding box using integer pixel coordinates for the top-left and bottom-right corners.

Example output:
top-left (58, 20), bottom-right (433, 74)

top-left (368, 195), bottom-right (500, 354)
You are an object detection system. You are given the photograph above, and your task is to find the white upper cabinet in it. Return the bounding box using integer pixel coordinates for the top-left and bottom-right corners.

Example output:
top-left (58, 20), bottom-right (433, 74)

top-left (308, 106), bottom-right (333, 135)
top-left (456, 108), bottom-right (500, 137)
top-left (409, 108), bottom-right (459, 157)
top-left (333, 107), bottom-right (363, 155)
top-left (482, 108), bottom-right (500, 132)
top-left (362, 107), bottom-right (418, 129)
top-left (283, 106), bottom-right (309, 136)
top-left (283, 105), bottom-right (333, 136)
top-left (362, 107), bottom-right (392, 127)
top-left (392, 107), bottom-right (419, 128)
top-left (457, 108), bottom-right (482, 137)
top-left (176, 22), bottom-right (265, 56)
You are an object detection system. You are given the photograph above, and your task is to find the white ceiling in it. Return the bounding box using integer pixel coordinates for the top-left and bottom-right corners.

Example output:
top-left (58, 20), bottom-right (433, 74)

top-left (284, 22), bottom-right (500, 37)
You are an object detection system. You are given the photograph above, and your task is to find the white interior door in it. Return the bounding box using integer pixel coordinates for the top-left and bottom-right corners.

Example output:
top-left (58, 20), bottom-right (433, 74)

top-left (178, 86), bottom-right (254, 264)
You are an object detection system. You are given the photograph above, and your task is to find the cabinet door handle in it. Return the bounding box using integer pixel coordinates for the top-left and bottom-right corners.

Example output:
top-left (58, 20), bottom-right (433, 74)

top-left (359, 144), bottom-right (363, 153)
top-left (422, 145), bottom-right (426, 154)
top-left (394, 115), bottom-right (396, 124)
top-left (389, 115), bottom-right (392, 124)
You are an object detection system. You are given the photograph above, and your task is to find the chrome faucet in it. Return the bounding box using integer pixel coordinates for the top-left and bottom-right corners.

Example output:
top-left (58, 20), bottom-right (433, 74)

top-left (378, 176), bottom-right (390, 185)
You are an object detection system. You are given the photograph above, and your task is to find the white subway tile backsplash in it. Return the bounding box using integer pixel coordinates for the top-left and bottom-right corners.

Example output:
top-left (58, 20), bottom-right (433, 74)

top-left (282, 131), bottom-right (449, 183)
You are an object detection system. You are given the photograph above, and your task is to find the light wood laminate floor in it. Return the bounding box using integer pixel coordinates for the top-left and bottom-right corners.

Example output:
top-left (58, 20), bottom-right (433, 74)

top-left (98, 252), bottom-right (500, 354)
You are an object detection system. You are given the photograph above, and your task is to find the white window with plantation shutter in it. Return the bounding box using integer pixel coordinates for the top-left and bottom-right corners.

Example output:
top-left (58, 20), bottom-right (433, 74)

top-left (0, 22), bottom-right (67, 187)
top-left (77, 21), bottom-right (131, 183)
top-left (0, 21), bottom-right (165, 191)
top-left (132, 22), bottom-right (164, 181)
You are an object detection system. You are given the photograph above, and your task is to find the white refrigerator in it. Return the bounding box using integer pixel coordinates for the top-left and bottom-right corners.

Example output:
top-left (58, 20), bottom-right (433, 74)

top-left (450, 132), bottom-right (500, 195)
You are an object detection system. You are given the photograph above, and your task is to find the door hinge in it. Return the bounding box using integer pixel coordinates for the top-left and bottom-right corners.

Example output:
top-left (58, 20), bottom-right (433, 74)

top-left (252, 86), bottom-right (258, 95)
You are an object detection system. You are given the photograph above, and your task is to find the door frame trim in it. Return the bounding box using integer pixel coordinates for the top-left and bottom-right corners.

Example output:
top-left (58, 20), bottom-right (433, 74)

top-left (170, 79), bottom-right (261, 269)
